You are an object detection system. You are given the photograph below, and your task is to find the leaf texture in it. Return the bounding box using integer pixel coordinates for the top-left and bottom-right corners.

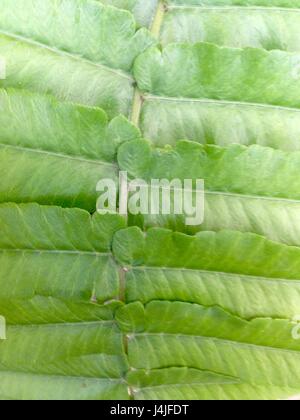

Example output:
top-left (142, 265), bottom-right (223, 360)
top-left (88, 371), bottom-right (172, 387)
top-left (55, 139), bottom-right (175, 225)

top-left (0, 0), bottom-right (155, 117)
top-left (1, 204), bottom-right (300, 400)
top-left (140, 97), bottom-right (300, 150)
top-left (0, 89), bottom-right (141, 211)
top-left (161, 3), bottom-right (300, 51)
top-left (118, 139), bottom-right (300, 245)
top-left (98, 0), bottom-right (159, 27)
top-left (113, 227), bottom-right (300, 399)
top-left (135, 43), bottom-right (300, 108)
top-left (1, 0), bottom-right (300, 402)
top-left (168, 0), bottom-right (300, 6)
top-left (0, 203), bottom-right (126, 324)
top-left (113, 226), bottom-right (300, 319)
top-left (136, 42), bottom-right (300, 149)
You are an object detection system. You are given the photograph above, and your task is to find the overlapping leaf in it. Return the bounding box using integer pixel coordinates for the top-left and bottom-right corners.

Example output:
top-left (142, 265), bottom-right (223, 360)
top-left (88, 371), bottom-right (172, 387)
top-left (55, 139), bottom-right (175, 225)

top-left (118, 139), bottom-right (300, 245)
top-left (113, 227), bottom-right (300, 399)
top-left (0, 203), bottom-right (129, 399)
top-left (0, 89), bottom-right (141, 211)
top-left (113, 226), bottom-right (300, 320)
top-left (0, 0), bottom-right (155, 117)
top-left (1, 0), bottom-right (300, 402)
top-left (0, 203), bottom-right (126, 324)
top-left (161, 2), bottom-right (300, 51)
top-left (137, 42), bottom-right (300, 150)
top-left (0, 323), bottom-right (129, 400)
top-left (1, 204), bottom-right (300, 400)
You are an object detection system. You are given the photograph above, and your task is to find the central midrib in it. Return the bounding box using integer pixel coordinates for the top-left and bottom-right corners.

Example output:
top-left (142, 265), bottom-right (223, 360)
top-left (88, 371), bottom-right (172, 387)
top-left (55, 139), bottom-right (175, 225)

top-left (130, 0), bottom-right (167, 126)
top-left (125, 1), bottom-right (169, 400)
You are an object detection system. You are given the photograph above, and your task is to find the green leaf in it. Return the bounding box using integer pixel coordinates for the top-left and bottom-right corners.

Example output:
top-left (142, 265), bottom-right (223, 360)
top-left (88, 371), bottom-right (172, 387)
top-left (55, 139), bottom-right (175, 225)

top-left (116, 301), bottom-right (300, 399)
top-left (140, 96), bottom-right (300, 151)
top-left (0, 322), bottom-right (129, 400)
top-left (0, 89), bottom-right (141, 211)
top-left (131, 380), bottom-right (295, 401)
top-left (135, 43), bottom-right (300, 108)
top-left (2, 204), bottom-right (300, 400)
top-left (0, 0), bottom-right (155, 117)
top-left (136, 42), bottom-right (300, 149)
top-left (98, 0), bottom-right (159, 27)
top-left (113, 226), bottom-right (300, 319)
top-left (0, 371), bottom-right (129, 400)
top-left (161, 5), bottom-right (300, 52)
top-left (2, 0), bottom-right (300, 402)
top-left (0, 0), bottom-right (154, 71)
top-left (118, 139), bottom-right (300, 246)
top-left (168, 0), bottom-right (300, 6)
top-left (0, 203), bottom-right (129, 399)
top-left (0, 203), bottom-right (126, 324)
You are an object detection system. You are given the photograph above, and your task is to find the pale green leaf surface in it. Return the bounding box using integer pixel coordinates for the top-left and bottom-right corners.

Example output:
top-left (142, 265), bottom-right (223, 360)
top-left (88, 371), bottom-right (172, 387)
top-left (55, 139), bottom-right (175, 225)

top-left (0, 0), bottom-right (155, 72)
top-left (98, 0), bottom-right (159, 27)
top-left (119, 139), bottom-right (300, 246)
top-left (128, 367), bottom-right (238, 388)
top-left (0, 34), bottom-right (134, 118)
top-left (119, 140), bottom-right (300, 200)
top-left (140, 98), bottom-right (300, 151)
top-left (0, 91), bottom-right (141, 211)
top-left (0, 204), bottom-right (129, 399)
top-left (0, 0), bottom-right (157, 118)
top-left (0, 89), bottom-right (141, 162)
top-left (0, 204), bottom-right (126, 324)
top-left (0, 372), bottom-right (129, 400)
top-left (168, 0), bottom-right (300, 6)
top-left (0, 145), bottom-right (118, 211)
top-left (161, 6), bottom-right (300, 51)
top-left (1, 205), bottom-right (300, 400)
top-left (134, 43), bottom-right (300, 108)
top-left (133, 382), bottom-right (295, 401)
top-left (113, 227), bottom-right (300, 319)
top-left (137, 43), bottom-right (300, 148)
top-left (117, 302), bottom-right (300, 392)
top-left (0, 323), bottom-right (129, 400)
top-left (124, 267), bottom-right (300, 320)
top-left (118, 301), bottom-right (300, 349)
top-left (113, 227), bottom-right (300, 279)
top-left (0, 322), bottom-right (127, 378)
top-left (128, 367), bottom-right (268, 401)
